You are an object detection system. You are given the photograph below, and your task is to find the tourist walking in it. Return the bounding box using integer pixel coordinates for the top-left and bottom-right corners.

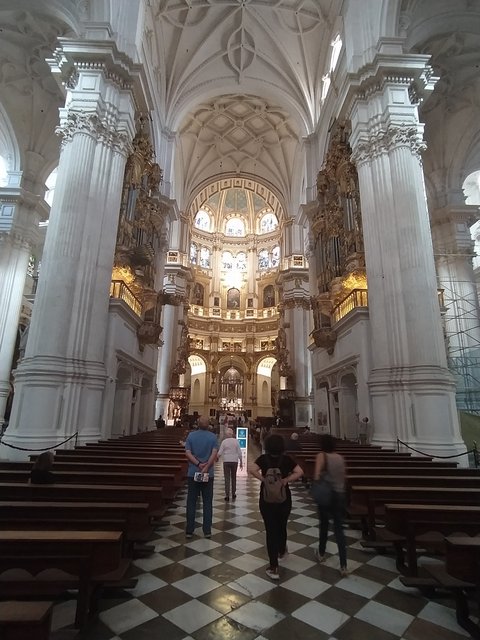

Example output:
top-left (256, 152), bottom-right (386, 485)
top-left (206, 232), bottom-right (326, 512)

top-left (250, 434), bottom-right (303, 580)
top-left (217, 427), bottom-right (243, 501)
top-left (313, 433), bottom-right (348, 576)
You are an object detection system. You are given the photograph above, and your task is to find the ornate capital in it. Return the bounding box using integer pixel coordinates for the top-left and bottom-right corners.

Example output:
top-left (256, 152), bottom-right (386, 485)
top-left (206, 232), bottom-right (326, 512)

top-left (56, 111), bottom-right (132, 156)
top-left (351, 124), bottom-right (426, 165)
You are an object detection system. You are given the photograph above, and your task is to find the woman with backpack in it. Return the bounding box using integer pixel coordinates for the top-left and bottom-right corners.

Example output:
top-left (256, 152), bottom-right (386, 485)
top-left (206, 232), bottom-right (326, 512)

top-left (250, 434), bottom-right (303, 580)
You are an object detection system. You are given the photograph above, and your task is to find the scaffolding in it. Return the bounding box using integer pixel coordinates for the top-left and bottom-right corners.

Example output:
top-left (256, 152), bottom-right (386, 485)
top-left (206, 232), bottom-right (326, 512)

top-left (439, 278), bottom-right (480, 414)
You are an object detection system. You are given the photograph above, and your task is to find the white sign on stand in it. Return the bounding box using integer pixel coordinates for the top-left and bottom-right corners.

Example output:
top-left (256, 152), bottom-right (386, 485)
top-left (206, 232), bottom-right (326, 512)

top-left (236, 427), bottom-right (248, 476)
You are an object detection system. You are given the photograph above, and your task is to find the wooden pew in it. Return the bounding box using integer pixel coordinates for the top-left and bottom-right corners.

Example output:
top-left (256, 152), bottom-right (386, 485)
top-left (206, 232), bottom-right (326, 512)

top-left (0, 483), bottom-right (165, 519)
top-left (0, 601), bottom-right (53, 640)
top-left (0, 470), bottom-right (177, 500)
top-left (0, 460), bottom-right (185, 486)
top-left (384, 503), bottom-right (480, 575)
top-left (402, 536), bottom-right (480, 639)
top-left (289, 454), bottom-right (458, 481)
top-left (350, 485), bottom-right (480, 538)
top-left (0, 530), bottom-right (125, 628)
top-left (0, 500), bottom-right (152, 545)
top-left (49, 453), bottom-right (186, 467)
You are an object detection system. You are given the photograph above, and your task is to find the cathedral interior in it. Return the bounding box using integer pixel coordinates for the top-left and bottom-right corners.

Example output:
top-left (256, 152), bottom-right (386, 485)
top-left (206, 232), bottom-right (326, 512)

top-left (1, 0), bottom-right (480, 455)
top-left (1, 1), bottom-right (480, 638)
top-left (2, 0), bottom-right (480, 456)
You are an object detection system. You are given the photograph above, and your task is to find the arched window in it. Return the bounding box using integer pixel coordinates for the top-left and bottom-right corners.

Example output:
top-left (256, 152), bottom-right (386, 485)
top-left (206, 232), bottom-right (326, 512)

top-left (236, 252), bottom-right (247, 270)
top-left (258, 249), bottom-right (269, 270)
top-left (199, 247), bottom-right (210, 268)
top-left (271, 245), bottom-right (280, 267)
top-left (190, 242), bottom-right (198, 264)
top-left (45, 167), bottom-right (58, 206)
top-left (0, 155), bottom-right (7, 187)
top-left (194, 209), bottom-right (211, 231)
top-left (225, 217), bottom-right (245, 236)
top-left (222, 251), bottom-right (233, 270)
top-left (259, 211), bottom-right (278, 233)
top-left (330, 34), bottom-right (342, 71)
top-left (321, 73), bottom-right (331, 102)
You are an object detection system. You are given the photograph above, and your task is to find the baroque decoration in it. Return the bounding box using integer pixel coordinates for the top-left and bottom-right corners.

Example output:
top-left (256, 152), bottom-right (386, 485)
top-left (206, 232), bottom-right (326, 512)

top-left (112, 121), bottom-right (165, 349)
top-left (311, 122), bottom-right (366, 352)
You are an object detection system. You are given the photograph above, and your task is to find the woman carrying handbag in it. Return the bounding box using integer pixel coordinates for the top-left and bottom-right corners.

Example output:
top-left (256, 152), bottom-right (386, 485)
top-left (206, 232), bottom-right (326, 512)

top-left (313, 434), bottom-right (348, 576)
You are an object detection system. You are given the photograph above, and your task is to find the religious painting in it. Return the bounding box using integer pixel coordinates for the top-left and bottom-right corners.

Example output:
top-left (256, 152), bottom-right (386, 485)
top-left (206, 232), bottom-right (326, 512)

top-left (263, 285), bottom-right (275, 308)
top-left (227, 288), bottom-right (240, 309)
top-left (192, 282), bottom-right (204, 306)
top-left (247, 298), bottom-right (253, 308)
top-left (214, 296), bottom-right (220, 307)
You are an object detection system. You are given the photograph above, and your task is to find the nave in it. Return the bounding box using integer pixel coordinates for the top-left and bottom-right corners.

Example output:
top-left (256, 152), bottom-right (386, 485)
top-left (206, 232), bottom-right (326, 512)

top-left (48, 458), bottom-right (469, 640)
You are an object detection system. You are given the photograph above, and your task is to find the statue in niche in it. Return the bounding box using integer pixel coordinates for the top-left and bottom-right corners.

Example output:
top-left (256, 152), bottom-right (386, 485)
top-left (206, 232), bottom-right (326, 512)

top-left (263, 285), bottom-right (275, 308)
top-left (227, 288), bottom-right (240, 309)
top-left (193, 282), bottom-right (204, 306)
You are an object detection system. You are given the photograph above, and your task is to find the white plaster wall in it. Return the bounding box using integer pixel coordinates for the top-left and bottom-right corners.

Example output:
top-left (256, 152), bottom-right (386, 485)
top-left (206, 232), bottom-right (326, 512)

top-left (102, 302), bottom-right (158, 437)
top-left (311, 311), bottom-right (372, 434)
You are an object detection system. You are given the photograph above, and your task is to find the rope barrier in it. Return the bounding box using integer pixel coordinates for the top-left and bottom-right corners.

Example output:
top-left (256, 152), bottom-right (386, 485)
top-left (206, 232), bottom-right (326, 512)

top-left (0, 432), bottom-right (79, 452)
top-left (396, 438), bottom-right (476, 460)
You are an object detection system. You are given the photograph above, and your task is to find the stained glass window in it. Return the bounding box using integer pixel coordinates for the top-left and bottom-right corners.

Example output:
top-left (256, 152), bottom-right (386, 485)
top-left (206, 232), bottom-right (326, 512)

top-left (260, 212), bottom-right (278, 233)
top-left (225, 217), bottom-right (245, 236)
top-left (194, 209), bottom-right (211, 231)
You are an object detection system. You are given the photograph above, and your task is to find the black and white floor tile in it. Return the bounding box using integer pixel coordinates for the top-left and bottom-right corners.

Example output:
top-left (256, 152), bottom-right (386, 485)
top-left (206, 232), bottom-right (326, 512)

top-left (50, 457), bottom-right (471, 640)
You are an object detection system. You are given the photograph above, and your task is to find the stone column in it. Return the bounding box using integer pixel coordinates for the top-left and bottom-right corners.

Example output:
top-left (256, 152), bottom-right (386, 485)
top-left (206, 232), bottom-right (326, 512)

top-left (155, 299), bottom-right (182, 421)
top-left (348, 60), bottom-right (466, 458)
top-left (0, 190), bottom-right (43, 422)
top-left (4, 43), bottom-right (137, 456)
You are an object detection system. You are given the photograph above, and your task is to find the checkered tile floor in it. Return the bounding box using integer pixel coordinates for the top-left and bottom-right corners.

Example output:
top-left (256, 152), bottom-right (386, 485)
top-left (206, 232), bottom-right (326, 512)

top-left (51, 457), bottom-right (471, 640)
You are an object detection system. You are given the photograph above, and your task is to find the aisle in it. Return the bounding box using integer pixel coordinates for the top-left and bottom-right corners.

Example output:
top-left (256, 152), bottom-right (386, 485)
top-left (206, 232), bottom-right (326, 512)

top-left (52, 461), bottom-right (467, 640)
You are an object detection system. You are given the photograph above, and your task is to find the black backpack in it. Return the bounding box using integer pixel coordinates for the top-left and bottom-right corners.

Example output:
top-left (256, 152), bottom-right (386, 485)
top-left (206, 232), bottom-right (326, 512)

top-left (262, 455), bottom-right (286, 503)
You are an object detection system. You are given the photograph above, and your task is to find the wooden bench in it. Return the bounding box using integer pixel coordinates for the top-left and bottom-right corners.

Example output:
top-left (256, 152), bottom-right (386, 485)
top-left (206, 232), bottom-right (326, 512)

top-left (382, 503), bottom-right (480, 575)
top-left (0, 470), bottom-right (178, 500)
top-left (401, 536), bottom-right (480, 639)
top-left (0, 460), bottom-right (185, 485)
top-left (0, 530), bottom-right (127, 628)
top-left (0, 483), bottom-right (165, 519)
top-left (0, 601), bottom-right (53, 640)
top-left (350, 485), bottom-right (480, 538)
top-left (0, 500), bottom-right (152, 548)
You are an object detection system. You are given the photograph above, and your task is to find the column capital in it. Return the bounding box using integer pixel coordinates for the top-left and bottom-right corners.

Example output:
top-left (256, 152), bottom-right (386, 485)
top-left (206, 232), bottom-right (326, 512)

top-left (55, 111), bottom-right (132, 156)
top-left (350, 123), bottom-right (426, 165)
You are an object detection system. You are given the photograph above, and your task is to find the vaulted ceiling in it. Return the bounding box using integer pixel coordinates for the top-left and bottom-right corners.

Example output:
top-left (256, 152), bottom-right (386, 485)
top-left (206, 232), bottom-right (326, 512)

top-left (147, 0), bottom-right (343, 211)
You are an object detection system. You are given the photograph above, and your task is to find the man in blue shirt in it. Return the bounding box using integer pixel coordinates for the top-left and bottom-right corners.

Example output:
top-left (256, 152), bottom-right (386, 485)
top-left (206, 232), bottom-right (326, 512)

top-left (185, 415), bottom-right (218, 538)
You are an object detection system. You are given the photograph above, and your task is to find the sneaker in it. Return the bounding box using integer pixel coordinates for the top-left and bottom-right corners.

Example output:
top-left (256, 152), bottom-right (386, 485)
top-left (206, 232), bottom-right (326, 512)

top-left (225, 496), bottom-right (230, 501)
top-left (186, 533), bottom-right (193, 539)
top-left (340, 567), bottom-right (348, 577)
top-left (205, 533), bottom-right (211, 539)
top-left (265, 567), bottom-right (280, 580)
top-left (314, 549), bottom-right (326, 563)
top-left (232, 494), bottom-right (236, 500)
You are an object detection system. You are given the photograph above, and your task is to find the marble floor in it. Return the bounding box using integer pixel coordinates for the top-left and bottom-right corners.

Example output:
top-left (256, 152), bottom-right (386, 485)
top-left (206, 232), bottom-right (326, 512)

top-left (50, 458), bottom-right (471, 640)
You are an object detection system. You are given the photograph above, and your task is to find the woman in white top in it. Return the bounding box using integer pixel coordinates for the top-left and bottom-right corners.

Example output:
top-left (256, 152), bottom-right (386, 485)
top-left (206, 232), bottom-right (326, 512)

top-left (217, 428), bottom-right (243, 501)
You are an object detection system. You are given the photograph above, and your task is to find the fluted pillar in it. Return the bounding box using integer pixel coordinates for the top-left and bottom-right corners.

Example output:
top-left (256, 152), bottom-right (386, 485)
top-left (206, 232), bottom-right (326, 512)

top-left (4, 43), bottom-right (137, 456)
top-left (155, 300), bottom-right (181, 420)
top-left (348, 60), bottom-right (466, 459)
top-left (0, 191), bottom-right (42, 422)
